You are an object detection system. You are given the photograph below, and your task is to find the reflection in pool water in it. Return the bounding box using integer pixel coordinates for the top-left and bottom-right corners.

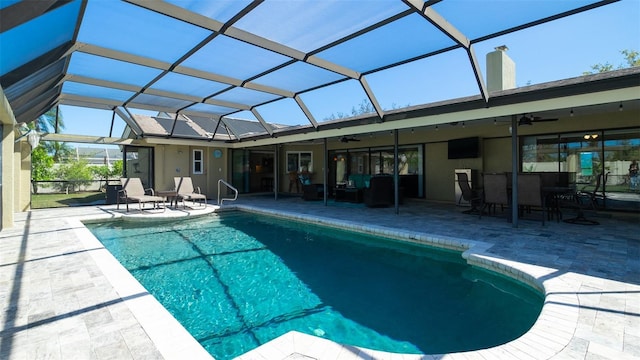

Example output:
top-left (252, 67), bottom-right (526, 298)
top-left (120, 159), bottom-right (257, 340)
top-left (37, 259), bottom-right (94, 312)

top-left (87, 212), bottom-right (543, 360)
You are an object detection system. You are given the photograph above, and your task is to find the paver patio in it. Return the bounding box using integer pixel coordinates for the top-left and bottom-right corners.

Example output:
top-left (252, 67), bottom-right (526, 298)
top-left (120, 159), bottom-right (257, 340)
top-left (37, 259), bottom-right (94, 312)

top-left (0, 197), bottom-right (638, 359)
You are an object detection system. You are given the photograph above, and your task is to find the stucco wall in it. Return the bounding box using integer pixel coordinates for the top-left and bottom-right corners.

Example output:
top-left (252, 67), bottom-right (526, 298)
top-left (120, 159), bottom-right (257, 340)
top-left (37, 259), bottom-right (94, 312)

top-left (15, 142), bottom-right (31, 212)
top-left (1, 124), bottom-right (13, 228)
top-left (153, 144), bottom-right (228, 200)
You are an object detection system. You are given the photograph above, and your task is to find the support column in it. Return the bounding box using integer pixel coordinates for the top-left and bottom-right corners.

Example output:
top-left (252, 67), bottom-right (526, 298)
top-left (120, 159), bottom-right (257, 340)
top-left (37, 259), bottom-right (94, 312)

top-left (0, 87), bottom-right (15, 229)
top-left (511, 115), bottom-right (519, 228)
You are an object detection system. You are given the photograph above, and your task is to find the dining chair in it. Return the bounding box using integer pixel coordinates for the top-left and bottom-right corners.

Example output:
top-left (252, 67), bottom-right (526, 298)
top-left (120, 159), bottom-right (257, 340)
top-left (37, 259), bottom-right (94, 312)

top-left (517, 174), bottom-right (545, 225)
top-left (480, 173), bottom-right (509, 218)
top-left (456, 172), bottom-right (482, 214)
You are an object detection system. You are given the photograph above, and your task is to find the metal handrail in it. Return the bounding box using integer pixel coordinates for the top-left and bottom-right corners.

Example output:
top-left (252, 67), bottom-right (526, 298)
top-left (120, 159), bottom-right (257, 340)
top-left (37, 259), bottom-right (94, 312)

top-left (217, 179), bottom-right (238, 205)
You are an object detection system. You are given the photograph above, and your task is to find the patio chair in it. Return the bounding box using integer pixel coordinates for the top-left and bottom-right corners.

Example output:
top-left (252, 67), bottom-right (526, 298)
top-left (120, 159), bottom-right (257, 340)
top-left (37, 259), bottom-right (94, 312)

top-left (517, 174), bottom-right (545, 225)
top-left (558, 173), bottom-right (606, 225)
top-left (117, 178), bottom-right (165, 212)
top-left (576, 172), bottom-right (609, 209)
top-left (174, 177), bottom-right (207, 207)
top-left (288, 171), bottom-right (300, 193)
top-left (480, 173), bottom-right (509, 218)
top-left (456, 172), bottom-right (482, 214)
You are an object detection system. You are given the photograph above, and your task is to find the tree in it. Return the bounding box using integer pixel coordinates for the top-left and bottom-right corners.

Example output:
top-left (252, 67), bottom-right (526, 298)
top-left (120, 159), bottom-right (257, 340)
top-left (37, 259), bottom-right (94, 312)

top-left (35, 107), bottom-right (73, 162)
top-left (36, 108), bottom-right (64, 133)
top-left (48, 141), bottom-right (74, 162)
top-left (323, 98), bottom-right (413, 120)
top-left (31, 146), bottom-right (54, 194)
top-left (91, 160), bottom-right (123, 190)
top-left (583, 49), bottom-right (639, 75)
top-left (54, 159), bottom-right (94, 193)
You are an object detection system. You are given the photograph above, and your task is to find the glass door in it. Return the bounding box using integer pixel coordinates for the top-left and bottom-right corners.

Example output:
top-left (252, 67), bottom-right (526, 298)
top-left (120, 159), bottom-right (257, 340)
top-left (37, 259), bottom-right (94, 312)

top-left (123, 146), bottom-right (154, 189)
top-left (602, 128), bottom-right (640, 211)
top-left (231, 149), bottom-right (250, 193)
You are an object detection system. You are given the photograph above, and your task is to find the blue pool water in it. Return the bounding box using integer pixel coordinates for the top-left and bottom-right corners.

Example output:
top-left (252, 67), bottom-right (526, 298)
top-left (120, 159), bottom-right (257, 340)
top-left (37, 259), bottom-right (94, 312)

top-left (86, 212), bottom-right (543, 359)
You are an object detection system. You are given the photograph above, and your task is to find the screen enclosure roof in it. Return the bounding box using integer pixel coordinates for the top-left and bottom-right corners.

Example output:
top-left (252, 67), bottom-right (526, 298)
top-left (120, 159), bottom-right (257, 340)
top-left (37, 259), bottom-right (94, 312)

top-left (0, 0), bottom-right (630, 143)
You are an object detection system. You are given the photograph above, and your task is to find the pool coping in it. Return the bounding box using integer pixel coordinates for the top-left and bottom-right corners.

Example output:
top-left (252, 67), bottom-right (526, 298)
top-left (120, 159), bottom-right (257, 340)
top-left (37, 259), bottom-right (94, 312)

top-left (70, 217), bottom-right (213, 360)
top-left (73, 204), bottom-right (590, 360)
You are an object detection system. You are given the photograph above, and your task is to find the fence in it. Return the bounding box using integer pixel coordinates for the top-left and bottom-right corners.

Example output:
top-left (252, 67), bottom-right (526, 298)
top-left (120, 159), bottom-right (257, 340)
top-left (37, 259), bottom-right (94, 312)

top-left (31, 180), bottom-right (120, 194)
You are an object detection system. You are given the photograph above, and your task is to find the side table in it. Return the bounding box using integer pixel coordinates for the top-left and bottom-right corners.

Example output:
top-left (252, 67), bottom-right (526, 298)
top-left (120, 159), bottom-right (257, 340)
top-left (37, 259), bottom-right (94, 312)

top-left (157, 190), bottom-right (179, 209)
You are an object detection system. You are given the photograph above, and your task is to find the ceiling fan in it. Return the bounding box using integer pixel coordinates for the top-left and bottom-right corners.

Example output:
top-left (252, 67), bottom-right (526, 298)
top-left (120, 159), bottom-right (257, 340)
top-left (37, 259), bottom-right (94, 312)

top-left (518, 114), bottom-right (559, 126)
top-left (339, 136), bottom-right (360, 143)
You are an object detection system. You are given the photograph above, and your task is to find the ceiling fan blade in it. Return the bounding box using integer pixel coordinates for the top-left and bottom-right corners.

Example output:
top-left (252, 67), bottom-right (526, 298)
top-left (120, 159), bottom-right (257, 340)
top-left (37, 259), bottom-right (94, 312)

top-left (519, 115), bottom-right (558, 125)
top-left (518, 116), bottom-right (533, 126)
top-left (340, 136), bottom-right (360, 143)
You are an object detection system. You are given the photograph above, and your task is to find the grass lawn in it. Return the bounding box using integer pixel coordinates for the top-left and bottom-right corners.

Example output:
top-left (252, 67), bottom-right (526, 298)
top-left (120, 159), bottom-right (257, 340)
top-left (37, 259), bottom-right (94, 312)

top-left (31, 192), bottom-right (105, 209)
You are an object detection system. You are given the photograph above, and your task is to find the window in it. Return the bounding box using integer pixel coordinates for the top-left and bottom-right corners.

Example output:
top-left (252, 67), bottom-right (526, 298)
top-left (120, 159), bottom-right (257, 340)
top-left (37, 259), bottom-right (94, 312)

top-left (286, 151), bottom-right (312, 173)
top-left (193, 149), bottom-right (203, 174)
top-left (522, 128), bottom-right (640, 210)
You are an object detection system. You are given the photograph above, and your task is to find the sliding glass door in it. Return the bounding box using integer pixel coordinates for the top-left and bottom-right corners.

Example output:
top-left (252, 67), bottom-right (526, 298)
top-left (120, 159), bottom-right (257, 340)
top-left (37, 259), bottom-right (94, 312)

top-left (123, 146), bottom-right (154, 189)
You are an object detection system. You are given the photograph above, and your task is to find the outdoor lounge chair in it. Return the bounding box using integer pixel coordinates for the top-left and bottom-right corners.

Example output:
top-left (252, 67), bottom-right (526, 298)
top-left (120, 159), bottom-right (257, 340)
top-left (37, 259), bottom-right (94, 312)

top-left (117, 178), bottom-right (165, 212)
top-left (174, 177), bottom-right (207, 207)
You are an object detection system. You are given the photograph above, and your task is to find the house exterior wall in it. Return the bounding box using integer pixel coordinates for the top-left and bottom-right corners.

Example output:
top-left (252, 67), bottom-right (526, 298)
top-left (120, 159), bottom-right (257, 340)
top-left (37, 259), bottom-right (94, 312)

top-left (189, 146), bottom-right (207, 195)
top-left (15, 142), bottom-right (31, 212)
top-left (206, 147), bottom-right (228, 200)
top-left (154, 144), bottom-right (190, 192)
top-left (152, 144), bottom-right (228, 200)
top-left (2, 103), bottom-right (637, 216)
top-left (1, 124), bottom-right (13, 228)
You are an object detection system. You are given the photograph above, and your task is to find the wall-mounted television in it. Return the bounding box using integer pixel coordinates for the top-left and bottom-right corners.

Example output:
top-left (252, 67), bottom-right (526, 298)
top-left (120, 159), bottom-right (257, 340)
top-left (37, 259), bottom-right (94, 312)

top-left (448, 137), bottom-right (480, 159)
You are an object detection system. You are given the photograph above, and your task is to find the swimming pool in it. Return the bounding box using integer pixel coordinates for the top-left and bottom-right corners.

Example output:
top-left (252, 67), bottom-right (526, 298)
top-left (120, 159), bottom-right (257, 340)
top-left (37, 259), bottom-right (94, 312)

top-left (86, 211), bottom-right (543, 359)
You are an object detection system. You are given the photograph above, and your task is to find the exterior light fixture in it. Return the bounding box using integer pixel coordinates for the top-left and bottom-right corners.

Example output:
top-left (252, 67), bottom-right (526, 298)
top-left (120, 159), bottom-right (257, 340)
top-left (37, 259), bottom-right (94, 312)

top-left (619, 103), bottom-right (623, 111)
top-left (435, 125), bottom-right (438, 131)
top-left (583, 134), bottom-right (599, 140)
top-left (27, 130), bottom-right (40, 150)
top-left (570, 109), bottom-right (574, 117)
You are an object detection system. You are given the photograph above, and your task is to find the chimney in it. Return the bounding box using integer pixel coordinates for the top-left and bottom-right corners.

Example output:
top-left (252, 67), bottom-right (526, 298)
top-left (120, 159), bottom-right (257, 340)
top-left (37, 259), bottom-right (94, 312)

top-left (486, 45), bottom-right (515, 92)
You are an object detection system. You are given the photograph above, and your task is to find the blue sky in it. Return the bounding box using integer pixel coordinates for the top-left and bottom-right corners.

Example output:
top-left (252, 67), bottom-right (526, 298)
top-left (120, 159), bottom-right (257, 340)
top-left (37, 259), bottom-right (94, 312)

top-left (58, 0), bottom-right (640, 142)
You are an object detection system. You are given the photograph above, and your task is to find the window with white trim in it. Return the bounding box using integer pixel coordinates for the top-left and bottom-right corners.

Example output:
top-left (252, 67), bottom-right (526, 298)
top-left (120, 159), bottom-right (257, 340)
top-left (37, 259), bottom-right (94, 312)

top-left (193, 149), bottom-right (203, 174)
top-left (286, 151), bottom-right (312, 173)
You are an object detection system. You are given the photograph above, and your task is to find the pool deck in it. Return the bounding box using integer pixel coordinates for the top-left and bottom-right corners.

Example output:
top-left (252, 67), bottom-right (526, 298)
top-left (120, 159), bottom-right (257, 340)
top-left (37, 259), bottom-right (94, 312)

top-left (0, 196), bottom-right (638, 359)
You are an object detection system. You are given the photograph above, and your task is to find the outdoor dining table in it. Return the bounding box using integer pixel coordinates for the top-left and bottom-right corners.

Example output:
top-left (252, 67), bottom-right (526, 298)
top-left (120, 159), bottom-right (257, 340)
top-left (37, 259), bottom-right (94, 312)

top-left (542, 186), bottom-right (575, 222)
top-left (540, 186), bottom-right (600, 225)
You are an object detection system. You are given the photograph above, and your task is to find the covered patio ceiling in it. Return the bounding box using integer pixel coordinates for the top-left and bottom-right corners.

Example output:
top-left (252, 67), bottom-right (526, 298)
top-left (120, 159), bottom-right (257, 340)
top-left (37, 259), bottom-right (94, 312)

top-left (0, 0), bottom-right (630, 144)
